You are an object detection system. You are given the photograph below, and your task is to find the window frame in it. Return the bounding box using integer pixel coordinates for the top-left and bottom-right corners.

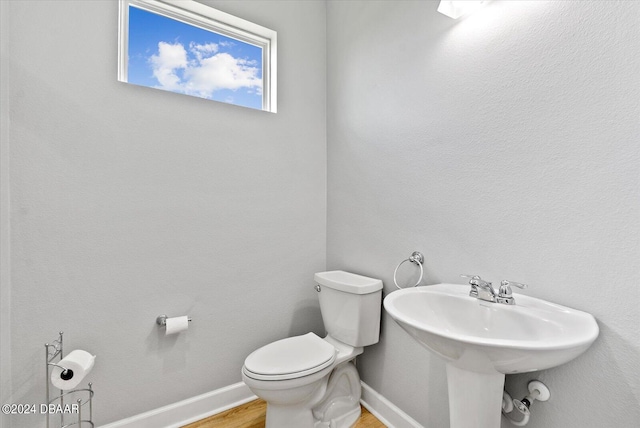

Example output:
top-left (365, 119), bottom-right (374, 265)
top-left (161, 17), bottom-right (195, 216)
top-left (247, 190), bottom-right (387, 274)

top-left (118, 0), bottom-right (277, 112)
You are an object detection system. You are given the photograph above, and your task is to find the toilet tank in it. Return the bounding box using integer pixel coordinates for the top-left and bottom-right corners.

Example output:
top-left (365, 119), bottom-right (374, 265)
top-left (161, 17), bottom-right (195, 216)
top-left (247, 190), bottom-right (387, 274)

top-left (314, 271), bottom-right (383, 347)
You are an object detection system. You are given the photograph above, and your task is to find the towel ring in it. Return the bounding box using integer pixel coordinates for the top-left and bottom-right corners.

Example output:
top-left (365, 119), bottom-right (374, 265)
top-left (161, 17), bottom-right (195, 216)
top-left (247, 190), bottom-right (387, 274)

top-left (393, 251), bottom-right (424, 289)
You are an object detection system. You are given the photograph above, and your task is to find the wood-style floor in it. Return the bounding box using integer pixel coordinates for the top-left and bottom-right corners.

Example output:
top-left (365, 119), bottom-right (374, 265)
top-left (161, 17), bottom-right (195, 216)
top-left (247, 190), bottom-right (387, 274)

top-left (182, 399), bottom-right (386, 428)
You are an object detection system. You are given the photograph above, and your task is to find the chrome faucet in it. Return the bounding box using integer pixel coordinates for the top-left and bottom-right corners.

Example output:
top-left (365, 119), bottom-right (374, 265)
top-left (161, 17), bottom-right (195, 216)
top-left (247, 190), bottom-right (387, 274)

top-left (497, 280), bottom-right (528, 305)
top-left (461, 275), bottom-right (498, 303)
top-left (461, 275), bottom-right (528, 305)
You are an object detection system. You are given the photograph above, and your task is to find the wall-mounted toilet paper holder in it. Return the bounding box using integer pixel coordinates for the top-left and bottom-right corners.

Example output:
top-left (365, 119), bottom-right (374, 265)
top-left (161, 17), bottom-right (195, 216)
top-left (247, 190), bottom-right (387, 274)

top-left (156, 314), bottom-right (193, 326)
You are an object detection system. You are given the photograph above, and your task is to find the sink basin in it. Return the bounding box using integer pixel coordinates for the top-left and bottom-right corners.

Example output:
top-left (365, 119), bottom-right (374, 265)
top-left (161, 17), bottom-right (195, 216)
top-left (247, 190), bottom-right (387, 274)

top-left (384, 283), bottom-right (599, 428)
top-left (384, 283), bottom-right (599, 373)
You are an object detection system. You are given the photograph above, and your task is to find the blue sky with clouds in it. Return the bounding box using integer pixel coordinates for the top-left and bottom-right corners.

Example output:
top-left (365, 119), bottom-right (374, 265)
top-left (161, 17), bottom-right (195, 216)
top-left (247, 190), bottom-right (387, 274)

top-left (127, 5), bottom-right (263, 110)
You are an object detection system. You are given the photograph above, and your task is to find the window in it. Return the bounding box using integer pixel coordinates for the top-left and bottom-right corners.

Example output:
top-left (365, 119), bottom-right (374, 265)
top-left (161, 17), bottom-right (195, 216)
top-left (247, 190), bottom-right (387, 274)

top-left (118, 0), bottom-right (277, 112)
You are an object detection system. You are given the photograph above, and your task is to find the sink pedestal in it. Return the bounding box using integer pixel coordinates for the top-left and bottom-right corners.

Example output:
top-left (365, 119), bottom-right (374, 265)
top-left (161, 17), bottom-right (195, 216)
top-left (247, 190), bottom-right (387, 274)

top-left (446, 363), bottom-right (505, 428)
top-left (384, 284), bottom-right (599, 428)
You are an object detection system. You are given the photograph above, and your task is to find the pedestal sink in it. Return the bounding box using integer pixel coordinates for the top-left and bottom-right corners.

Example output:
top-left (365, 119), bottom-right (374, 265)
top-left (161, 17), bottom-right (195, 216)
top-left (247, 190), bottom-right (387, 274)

top-left (383, 284), bottom-right (599, 428)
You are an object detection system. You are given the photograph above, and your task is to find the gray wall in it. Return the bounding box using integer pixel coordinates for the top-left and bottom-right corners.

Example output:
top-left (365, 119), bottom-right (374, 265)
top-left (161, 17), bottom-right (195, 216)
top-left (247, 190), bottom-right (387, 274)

top-left (1, 1), bottom-right (13, 427)
top-left (3, 1), bottom-right (640, 428)
top-left (2, 1), bottom-right (326, 426)
top-left (326, 1), bottom-right (639, 427)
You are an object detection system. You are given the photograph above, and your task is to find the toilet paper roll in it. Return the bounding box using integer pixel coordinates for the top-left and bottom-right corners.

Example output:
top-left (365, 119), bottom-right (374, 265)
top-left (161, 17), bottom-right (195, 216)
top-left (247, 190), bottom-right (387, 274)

top-left (165, 316), bottom-right (189, 335)
top-left (50, 350), bottom-right (96, 391)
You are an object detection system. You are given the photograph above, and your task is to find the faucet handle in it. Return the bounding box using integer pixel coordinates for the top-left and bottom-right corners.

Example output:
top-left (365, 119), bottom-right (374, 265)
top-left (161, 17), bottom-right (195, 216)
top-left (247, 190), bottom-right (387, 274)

top-left (498, 280), bottom-right (528, 297)
top-left (461, 274), bottom-right (490, 286)
top-left (501, 280), bottom-right (527, 289)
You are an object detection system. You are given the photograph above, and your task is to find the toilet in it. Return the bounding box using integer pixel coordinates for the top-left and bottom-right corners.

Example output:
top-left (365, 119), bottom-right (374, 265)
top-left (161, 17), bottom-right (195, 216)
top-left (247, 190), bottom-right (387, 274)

top-left (241, 270), bottom-right (383, 428)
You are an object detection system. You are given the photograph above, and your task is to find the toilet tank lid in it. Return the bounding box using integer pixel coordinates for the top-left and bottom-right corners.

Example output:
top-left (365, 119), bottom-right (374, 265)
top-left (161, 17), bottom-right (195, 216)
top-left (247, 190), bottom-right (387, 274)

top-left (314, 270), bottom-right (383, 294)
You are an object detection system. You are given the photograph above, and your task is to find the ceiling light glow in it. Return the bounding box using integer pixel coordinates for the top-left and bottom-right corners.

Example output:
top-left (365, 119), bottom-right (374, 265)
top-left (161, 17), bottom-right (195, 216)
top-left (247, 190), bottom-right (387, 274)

top-left (437, 1), bottom-right (485, 19)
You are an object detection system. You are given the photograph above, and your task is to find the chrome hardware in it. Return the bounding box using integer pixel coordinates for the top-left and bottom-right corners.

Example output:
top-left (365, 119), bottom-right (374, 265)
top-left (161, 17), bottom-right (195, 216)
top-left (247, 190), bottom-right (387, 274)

top-left (48, 362), bottom-right (70, 375)
top-left (315, 284), bottom-right (321, 292)
top-left (409, 251), bottom-right (424, 264)
top-left (462, 275), bottom-right (528, 305)
top-left (156, 314), bottom-right (192, 326)
top-left (44, 332), bottom-right (94, 428)
top-left (394, 251), bottom-right (425, 289)
top-left (461, 274), bottom-right (498, 303)
top-left (497, 280), bottom-right (528, 305)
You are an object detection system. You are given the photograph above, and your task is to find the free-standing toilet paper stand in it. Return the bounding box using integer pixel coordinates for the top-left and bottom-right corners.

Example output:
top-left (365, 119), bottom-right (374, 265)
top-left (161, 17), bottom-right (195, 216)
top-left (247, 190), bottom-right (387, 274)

top-left (45, 332), bottom-right (94, 428)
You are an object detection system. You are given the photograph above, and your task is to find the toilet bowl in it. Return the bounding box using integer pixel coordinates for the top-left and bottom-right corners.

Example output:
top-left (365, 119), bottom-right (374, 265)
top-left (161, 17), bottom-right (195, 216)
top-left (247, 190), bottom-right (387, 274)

top-left (241, 271), bottom-right (383, 428)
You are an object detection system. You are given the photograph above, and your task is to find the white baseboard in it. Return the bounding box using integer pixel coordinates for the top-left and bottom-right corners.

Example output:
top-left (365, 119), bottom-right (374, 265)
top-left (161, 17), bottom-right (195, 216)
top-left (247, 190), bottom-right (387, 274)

top-left (98, 380), bottom-right (420, 428)
top-left (98, 382), bottom-right (257, 428)
top-left (360, 382), bottom-right (423, 428)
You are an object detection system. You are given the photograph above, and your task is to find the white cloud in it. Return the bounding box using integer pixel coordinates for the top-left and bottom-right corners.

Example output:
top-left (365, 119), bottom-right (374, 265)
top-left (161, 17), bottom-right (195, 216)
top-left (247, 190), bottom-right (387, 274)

top-left (184, 53), bottom-right (261, 96)
top-left (148, 41), bottom-right (262, 100)
top-left (189, 42), bottom-right (219, 62)
top-left (149, 42), bottom-right (188, 90)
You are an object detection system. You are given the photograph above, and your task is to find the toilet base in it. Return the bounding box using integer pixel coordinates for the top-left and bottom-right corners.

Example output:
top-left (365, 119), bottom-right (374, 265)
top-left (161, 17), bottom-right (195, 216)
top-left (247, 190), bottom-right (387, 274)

top-left (314, 406), bottom-right (361, 428)
top-left (245, 361), bottom-right (363, 428)
top-left (265, 400), bottom-right (360, 428)
top-left (312, 361), bottom-right (362, 428)
top-left (266, 403), bottom-right (318, 428)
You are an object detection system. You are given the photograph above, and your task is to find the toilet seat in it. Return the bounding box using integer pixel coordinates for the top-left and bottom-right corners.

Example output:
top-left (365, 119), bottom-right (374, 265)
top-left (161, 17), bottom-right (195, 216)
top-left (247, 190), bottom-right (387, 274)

top-left (243, 333), bottom-right (336, 381)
